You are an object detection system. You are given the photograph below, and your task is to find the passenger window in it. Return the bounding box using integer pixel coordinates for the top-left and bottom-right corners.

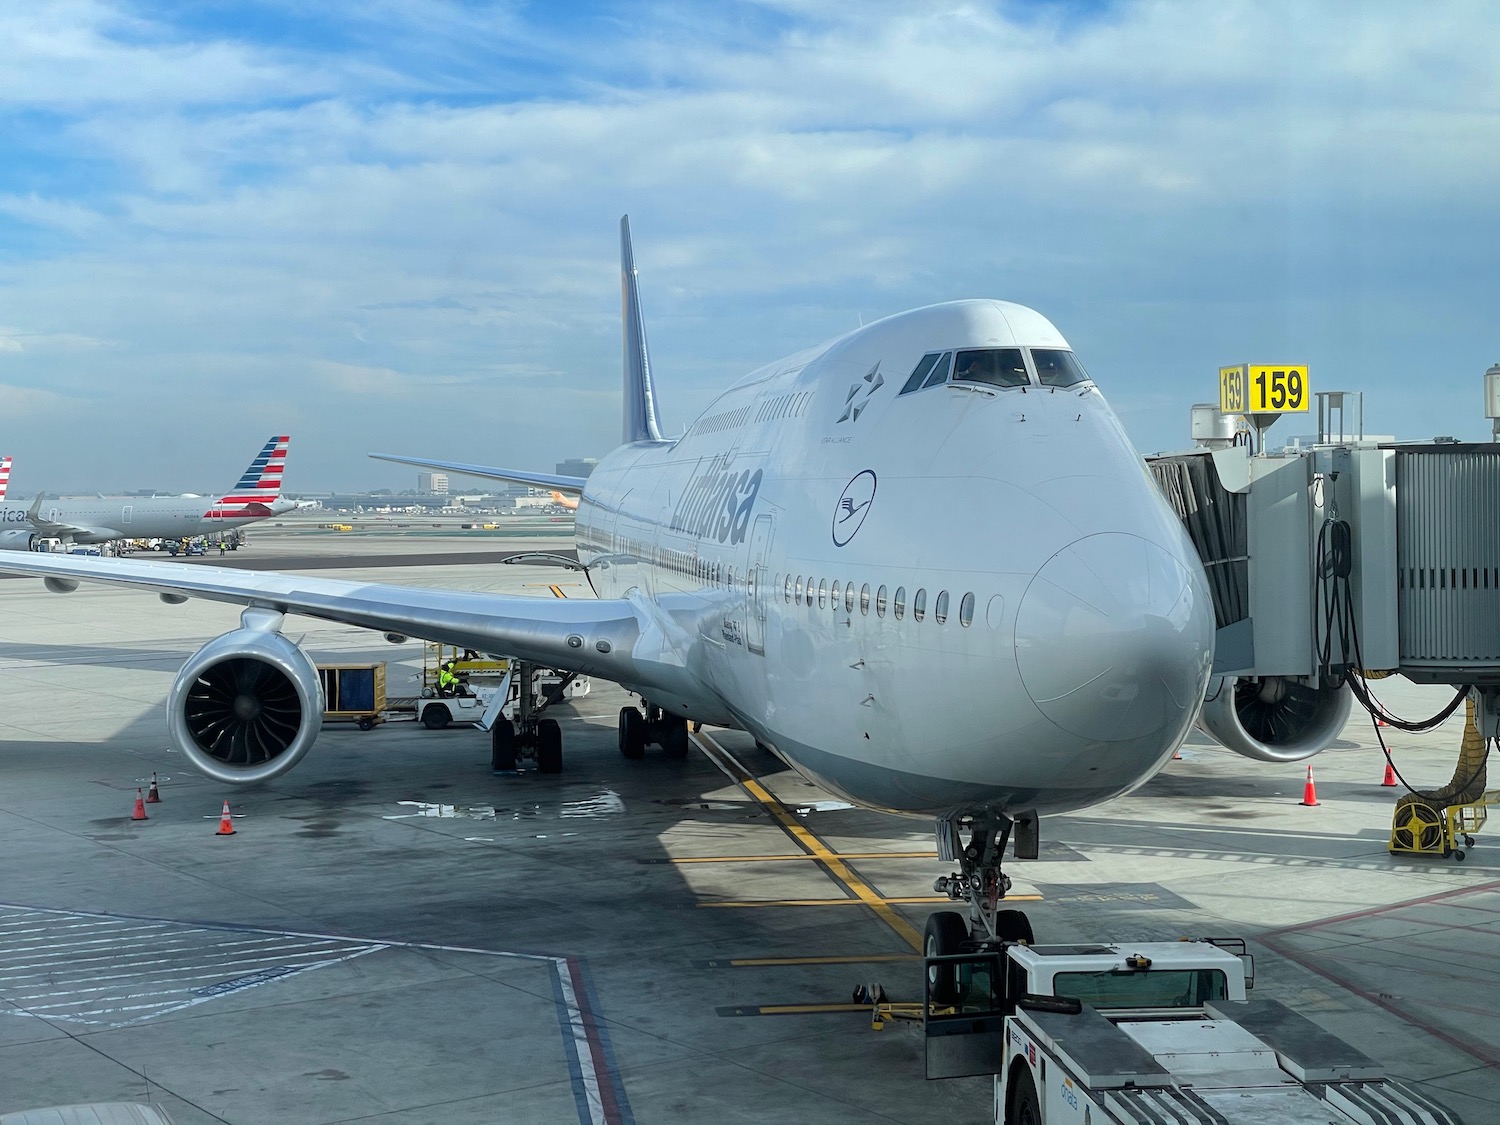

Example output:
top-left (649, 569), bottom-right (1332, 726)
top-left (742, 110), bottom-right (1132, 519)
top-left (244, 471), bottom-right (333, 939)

top-left (1031, 348), bottom-right (1090, 388)
top-left (876, 585), bottom-right (888, 617)
top-left (818, 579), bottom-right (827, 608)
top-left (959, 592), bottom-right (975, 627)
top-left (953, 348), bottom-right (1029, 388)
top-left (935, 590), bottom-right (949, 624)
top-left (795, 577), bottom-right (803, 603)
top-left (900, 353), bottom-right (943, 394)
top-left (860, 583), bottom-right (871, 614)
top-left (894, 586), bottom-right (906, 620)
top-left (805, 576), bottom-right (815, 606)
top-left (913, 588), bottom-right (927, 622)
top-left (831, 580), bottom-right (841, 609)
top-left (845, 584), bottom-right (856, 613)
top-left (921, 352), bottom-right (953, 389)
top-left (784, 575), bottom-right (792, 602)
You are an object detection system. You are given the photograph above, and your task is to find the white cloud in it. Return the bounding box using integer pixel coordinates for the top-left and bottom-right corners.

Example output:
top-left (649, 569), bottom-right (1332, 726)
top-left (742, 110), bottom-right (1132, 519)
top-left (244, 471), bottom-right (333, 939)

top-left (0, 1), bottom-right (1496, 489)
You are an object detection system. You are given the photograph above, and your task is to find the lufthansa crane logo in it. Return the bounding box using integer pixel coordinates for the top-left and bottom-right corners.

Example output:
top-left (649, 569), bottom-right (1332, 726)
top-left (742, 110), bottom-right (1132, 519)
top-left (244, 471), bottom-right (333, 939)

top-left (832, 470), bottom-right (877, 547)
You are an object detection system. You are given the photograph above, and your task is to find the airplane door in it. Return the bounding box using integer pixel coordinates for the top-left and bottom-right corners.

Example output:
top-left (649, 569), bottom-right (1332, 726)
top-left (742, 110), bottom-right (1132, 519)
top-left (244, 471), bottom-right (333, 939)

top-left (746, 514), bottom-right (773, 656)
top-left (122, 505), bottom-right (132, 525)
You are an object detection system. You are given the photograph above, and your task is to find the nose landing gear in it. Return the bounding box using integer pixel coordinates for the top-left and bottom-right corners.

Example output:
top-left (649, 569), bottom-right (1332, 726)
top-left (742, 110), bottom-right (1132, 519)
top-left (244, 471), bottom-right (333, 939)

top-left (929, 810), bottom-right (1039, 954)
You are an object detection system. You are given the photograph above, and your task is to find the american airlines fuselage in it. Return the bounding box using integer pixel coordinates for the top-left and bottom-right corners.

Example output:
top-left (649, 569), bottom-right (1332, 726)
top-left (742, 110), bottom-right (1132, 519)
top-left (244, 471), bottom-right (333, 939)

top-left (0, 495), bottom-right (294, 545)
top-left (577, 300), bottom-right (1215, 818)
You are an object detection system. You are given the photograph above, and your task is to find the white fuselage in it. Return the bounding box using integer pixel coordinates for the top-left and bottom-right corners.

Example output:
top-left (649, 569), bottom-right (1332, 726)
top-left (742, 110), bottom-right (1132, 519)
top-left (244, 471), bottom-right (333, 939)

top-left (576, 301), bottom-right (1216, 818)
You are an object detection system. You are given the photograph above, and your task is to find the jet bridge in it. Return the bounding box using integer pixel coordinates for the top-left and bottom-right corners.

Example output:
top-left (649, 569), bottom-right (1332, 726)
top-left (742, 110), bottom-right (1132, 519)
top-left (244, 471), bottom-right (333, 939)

top-left (1148, 381), bottom-right (1500, 806)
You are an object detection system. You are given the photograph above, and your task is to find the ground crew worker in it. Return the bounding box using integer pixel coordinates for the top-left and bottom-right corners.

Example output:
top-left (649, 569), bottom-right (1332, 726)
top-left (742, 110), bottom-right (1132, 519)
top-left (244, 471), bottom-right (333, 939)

top-left (438, 661), bottom-right (460, 697)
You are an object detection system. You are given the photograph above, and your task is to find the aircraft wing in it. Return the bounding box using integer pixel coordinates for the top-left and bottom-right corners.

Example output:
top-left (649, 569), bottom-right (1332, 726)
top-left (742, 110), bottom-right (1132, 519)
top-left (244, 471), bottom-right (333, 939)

top-left (369, 453), bottom-right (588, 494)
top-left (0, 551), bottom-right (652, 682)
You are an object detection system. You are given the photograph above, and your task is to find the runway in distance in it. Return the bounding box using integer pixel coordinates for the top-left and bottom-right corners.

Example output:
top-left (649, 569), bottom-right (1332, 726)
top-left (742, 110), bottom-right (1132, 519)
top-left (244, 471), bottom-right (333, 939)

top-left (0, 436), bottom-right (294, 551)
top-left (0, 219), bottom-right (1217, 942)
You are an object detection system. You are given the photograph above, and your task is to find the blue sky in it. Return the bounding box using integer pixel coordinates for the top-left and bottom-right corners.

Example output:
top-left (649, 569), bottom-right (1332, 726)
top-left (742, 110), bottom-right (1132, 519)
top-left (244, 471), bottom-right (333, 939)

top-left (1, 1), bottom-right (1497, 492)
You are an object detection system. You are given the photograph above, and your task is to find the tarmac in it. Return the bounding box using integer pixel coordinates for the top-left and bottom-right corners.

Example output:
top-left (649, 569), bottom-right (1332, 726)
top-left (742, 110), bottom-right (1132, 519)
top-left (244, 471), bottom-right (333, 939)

top-left (0, 520), bottom-right (1496, 1124)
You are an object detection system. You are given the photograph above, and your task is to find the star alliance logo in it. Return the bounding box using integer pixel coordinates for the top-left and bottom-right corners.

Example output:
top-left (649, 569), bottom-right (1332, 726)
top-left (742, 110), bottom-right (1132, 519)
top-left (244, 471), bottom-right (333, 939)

top-left (837, 363), bottom-right (884, 423)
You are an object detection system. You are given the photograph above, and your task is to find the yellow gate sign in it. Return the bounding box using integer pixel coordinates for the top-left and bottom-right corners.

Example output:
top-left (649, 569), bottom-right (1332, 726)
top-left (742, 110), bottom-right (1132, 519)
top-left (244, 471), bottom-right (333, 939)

top-left (1219, 364), bottom-right (1309, 415)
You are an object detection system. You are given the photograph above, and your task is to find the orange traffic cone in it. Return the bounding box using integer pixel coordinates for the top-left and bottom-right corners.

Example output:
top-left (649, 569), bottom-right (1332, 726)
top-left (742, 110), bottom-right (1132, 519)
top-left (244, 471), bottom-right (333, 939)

top-left (1381, 757), bottom-right (1397, 787)
top-left (1299, 765), bottom-right (1320, 806)
top-left (131, 788), bottom-right (149, 821)
top-left (145, 773), bottom-right (161, 803)
top-left (215, 800), bottom-right (236, 836)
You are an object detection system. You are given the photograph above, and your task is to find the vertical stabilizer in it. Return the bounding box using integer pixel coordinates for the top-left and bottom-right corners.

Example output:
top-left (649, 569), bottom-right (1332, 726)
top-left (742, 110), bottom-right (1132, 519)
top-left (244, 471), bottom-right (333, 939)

top-left (0, 456), bottom-right (10, 502)
top-left (620, 215), bottom-right (665, 444)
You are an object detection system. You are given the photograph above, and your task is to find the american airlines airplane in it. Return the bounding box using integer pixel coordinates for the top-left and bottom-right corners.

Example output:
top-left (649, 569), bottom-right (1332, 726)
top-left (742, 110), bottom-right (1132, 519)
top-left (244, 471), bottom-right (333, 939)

top-left (0, 436), bottom-right (294, 551)
top-left (0, 219), bottom-right (1254, 951)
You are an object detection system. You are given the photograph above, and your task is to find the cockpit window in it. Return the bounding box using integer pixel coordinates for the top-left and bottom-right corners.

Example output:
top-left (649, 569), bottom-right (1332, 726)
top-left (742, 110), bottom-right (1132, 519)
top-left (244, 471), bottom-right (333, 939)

top-left (1031, 348), bottom-right (1091, 388)
top-left (901, 353), bottom-right (942, 394)
top-left (922, 352), bottom-right (953, 388)
top-left (953, 348), bottom-right (1029, 388)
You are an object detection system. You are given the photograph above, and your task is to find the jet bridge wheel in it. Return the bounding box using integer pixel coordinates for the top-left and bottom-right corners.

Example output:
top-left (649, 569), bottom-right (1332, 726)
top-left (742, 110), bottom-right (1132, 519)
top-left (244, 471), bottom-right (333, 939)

top-left (491, 720), bottom-right (517, 772)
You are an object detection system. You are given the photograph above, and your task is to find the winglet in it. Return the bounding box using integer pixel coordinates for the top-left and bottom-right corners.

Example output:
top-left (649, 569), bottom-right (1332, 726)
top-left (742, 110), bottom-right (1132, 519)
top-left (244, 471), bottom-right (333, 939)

top-left (621, 216), bottom-right (665, 444)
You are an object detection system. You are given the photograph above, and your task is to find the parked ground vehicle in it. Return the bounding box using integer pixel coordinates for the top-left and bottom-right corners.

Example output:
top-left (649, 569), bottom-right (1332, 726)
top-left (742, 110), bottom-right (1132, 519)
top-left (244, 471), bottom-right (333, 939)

top-left (907, 935), bottom-right (1463, 1124)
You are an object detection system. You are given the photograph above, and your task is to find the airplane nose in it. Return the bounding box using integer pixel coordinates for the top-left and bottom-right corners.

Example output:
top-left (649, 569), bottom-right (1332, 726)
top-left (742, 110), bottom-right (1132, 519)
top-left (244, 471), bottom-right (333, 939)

top-left (1014, 532), bottom-right (1213, 744)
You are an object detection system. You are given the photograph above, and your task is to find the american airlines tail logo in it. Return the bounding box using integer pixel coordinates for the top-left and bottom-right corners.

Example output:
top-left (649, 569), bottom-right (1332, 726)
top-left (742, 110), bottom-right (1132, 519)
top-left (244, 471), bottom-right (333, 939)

top-left (0, 456), bottom-right (10, 503)
top-left (206, 436), bottom-right (289, 518)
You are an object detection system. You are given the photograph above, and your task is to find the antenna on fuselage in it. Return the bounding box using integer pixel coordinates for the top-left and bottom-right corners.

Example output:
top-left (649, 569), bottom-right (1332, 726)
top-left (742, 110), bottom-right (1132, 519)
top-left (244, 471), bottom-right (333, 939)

top-left (620, 215), bottom-right (665, 445)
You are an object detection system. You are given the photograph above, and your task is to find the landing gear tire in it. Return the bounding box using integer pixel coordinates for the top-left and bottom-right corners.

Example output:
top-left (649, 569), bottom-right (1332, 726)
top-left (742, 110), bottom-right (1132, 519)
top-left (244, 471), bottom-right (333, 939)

top-left (491, 720), bottom-right (517, 772)
top-left (1007, 1067), bottom-right (1041, 1125)
top-left (422, 704), bottom-right (451, 731)
top-left (618, 707), bottom-right (646, 759)
top-left (924, 910), bottom-right (968, 1005)
top-left (994, 909), bottom-right (1035, 945)
top-left (536, 718), bottom-right (563, 773)
top-left (661, 715), bottom-right (690, 759)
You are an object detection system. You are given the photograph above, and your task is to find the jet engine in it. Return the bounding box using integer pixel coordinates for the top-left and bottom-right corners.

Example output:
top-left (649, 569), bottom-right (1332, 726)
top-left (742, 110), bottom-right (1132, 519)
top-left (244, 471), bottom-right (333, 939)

top-left (167, 624), bottom-right (324, 784)
top-left (1197, 675), bottom-right (1354, 763)
top-left (0, 530), bottom-right (37, 551)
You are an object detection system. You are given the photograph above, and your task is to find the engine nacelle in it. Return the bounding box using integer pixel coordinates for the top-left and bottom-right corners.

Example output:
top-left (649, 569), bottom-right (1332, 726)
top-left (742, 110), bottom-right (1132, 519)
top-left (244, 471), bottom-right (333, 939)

top-left (0, 529), bottom-right (37, 551)
top-left (167, 628), bottom-right (324, 784)
top-left (1197, 675), bottom-right (1354, 763)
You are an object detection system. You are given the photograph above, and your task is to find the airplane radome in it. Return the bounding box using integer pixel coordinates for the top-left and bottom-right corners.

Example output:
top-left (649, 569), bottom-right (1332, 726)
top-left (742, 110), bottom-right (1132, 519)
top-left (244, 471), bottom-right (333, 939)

top-left (0, 218), bottom-right (1215, 945)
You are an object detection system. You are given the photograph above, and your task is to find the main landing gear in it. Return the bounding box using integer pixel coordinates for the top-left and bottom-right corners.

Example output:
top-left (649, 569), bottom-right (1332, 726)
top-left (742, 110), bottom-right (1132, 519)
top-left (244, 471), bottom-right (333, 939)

top-left (491, 661), bottom-right (576, 775)
top-left (925, 810), bottom-right (1040, 962)
top-left (618, 700), bottom-right (690, 761)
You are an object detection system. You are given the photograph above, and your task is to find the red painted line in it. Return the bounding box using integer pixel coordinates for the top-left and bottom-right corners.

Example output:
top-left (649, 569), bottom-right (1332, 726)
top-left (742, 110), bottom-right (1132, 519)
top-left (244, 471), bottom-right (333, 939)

top-left (1258, 880), bottom-right (1500, 937)
top-left (1262, 930), bottom-right (1500, 1068)
top-left (567, 958), bottom-right (623, 1125)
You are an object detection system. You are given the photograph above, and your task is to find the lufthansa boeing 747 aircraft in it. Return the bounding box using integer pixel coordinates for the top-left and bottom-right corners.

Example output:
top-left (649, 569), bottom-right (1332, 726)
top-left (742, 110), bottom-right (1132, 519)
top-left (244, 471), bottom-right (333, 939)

top-left (0, 219), bottom-right (1216, 947)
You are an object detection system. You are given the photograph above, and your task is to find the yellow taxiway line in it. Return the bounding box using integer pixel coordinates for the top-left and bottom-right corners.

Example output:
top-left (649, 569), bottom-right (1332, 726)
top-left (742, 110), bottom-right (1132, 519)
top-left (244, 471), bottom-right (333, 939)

top-left (668, 851), bottom-right (939, 864)
top-left (692, 730), bottom-right (926, 951)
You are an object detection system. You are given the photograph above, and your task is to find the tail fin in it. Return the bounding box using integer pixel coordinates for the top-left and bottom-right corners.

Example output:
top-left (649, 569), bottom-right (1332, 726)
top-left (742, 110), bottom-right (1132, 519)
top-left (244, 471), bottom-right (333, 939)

top-left (620, 215), bottom-right (665, 444)
top-left (215, 435), bottom-right (289, 510)
top-left (0, 456), bottom-right (10, 502)
top-left (549, 490), bottom-right (579, 511)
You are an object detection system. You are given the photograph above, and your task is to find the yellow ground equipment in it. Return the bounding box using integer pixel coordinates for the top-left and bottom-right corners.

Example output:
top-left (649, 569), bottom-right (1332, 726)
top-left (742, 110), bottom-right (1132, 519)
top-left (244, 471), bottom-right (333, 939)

top-left (1389, 697), bottom-right (1494, 861)
top-left (318, 663), bottom-right (387, 730)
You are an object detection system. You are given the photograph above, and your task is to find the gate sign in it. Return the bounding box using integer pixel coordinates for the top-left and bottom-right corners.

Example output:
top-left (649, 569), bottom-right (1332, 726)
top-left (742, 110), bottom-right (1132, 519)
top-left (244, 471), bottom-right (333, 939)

top-left (1219, 364), bottom-right (1310, 415)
